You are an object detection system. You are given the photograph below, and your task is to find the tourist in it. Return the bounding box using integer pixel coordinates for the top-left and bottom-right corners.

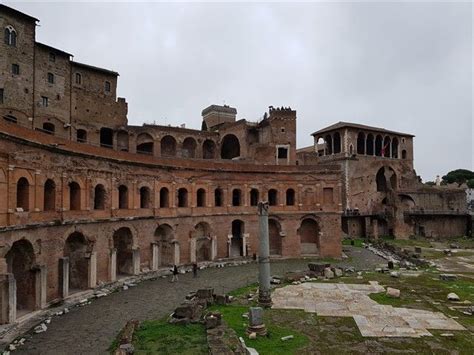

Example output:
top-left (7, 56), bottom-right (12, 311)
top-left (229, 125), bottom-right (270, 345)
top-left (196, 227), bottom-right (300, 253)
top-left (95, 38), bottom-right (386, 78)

top-left (171, 264), bottom-right (179, 282)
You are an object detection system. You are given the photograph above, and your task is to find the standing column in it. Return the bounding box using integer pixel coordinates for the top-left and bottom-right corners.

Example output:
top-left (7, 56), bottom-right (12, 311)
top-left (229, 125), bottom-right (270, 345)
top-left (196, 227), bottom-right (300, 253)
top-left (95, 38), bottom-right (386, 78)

top-left (59, 257), bottom-right (69, 298)
top-left (35, 265), bottom-right (47, 309)
top-left (190, 237), bottom-right (197, 263)
top-left (88, 252), bottom-right (97, 288)
top-left (257, 202), bottom-right (272, 307)
top-left (151, 243), bottom-right (159, 271)
top-left (110, 248), bottom-right (117, 282)
top-left (132, 249), bottom-right (141, 275)
top-left (211, 236), bottom-right (217, 260)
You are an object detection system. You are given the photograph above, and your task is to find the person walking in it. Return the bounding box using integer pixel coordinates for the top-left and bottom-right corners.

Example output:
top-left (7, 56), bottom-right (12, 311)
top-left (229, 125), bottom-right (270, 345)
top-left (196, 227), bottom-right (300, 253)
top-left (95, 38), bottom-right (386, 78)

top-left (192, 262), bottom-right (198, 278)
top-left (171, 264), bottom-right (179, 282)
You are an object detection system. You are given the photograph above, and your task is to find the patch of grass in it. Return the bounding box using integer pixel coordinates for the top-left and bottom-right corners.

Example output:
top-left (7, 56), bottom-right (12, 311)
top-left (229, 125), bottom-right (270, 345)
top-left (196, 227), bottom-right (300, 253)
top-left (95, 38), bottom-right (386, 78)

top-left (228, 283), bottom-right (258, 298)
top-left (209, 304), bottom-right (309, 355)
top-left (342, 239), bottom-right (365, 247)
top-left (369, 292), bottom-right (412, 307)
top-left (133, 320), bottom-right (208, 355)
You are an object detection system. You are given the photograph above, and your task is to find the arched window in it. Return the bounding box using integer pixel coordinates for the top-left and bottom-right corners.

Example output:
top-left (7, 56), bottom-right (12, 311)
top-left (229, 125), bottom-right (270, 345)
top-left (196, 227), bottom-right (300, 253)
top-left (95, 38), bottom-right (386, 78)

top-left (203, 140), bottom-right (216, 159)
top-left (402, 150), bottom-right (407, 159)
top-left (333, 132), bottom-right (341, 154)
top-left (136, 133), bottom-right (154, 154)
top-left (375, 135), bottom-right (383, 156)
top-left (357, 133), bottom-right (365, 154)
top-left (44, 179), bottom-right (56, 211)
top-left (325, 135), bottom-right (333, 155)
top-left (159, 187), bottom-right (169, 208)
top-left (366, 134), bottom-right (374, 156)
top-left (100, 127), bottom-right (113, 148)
top-left (69, 181), bottom-right (81, 210)
top-left (77, 129), bottom-right (87, 143)
top-left (75, 73), bottom-right (82, 85)
top-left (250, 188), bottom-right (259, 206)
top-left (391, 138), bottom-right (399, 159)
top-left (178, 188), bottom-right (188, 207)
top-left (214, 188), bottom-right (223, 207)
top-left (42, 122), bottom-right (55, 135)
top-left (182, 137), bottom-right (197, 158)
top-left (16, 177), bottom-right (29, 211)
top-left (221, 134), bottom-right (240, 159)
top-left (268, 189), bottom-right (278, 206)
top-left (383, 136), bottom-right (391, 157)
top-left (196, 188), bottom-right (206, 207)
top-left (118, 185), bottom-right (128, 209)
top-left (4, 26), bottom-right (16, 47)
top-left (94, 184), bottom-right (105, 210)
top-left (286, 188), bottom-right (295, 206)
top-left (232, 189), bottom-right (242, 206)
top-left (161, 135), bottom-right (177, 157)
top-left (140, 186), bottom-right (151, 208)
top-left (47, 73), bottom-right (54, 84)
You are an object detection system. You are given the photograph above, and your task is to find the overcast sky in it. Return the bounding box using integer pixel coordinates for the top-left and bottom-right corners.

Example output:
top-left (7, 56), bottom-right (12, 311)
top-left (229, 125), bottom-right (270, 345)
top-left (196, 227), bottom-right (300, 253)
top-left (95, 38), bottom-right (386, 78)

top-left (6, 1), bottom-right (473, 180)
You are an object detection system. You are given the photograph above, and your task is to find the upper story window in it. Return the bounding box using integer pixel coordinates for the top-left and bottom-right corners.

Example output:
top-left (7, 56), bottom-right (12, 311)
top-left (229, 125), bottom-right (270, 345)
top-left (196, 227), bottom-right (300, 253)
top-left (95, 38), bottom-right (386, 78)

top-left (41, 96), bottom-right (49, 107)
top-left (11, 64), bottom-right (19, 75)
top-left (47, 73), bottom-right (55, 84)
top-left (49, 52), bottom-right (56, 62)
top-left (104, 81), bottom-right (111, 92)
top-left (0, 88), bottom-right (3, 104)
top-left (75, 73), bottom-right (82, 85)
top-left (4, 26), bottom-right (17, 47)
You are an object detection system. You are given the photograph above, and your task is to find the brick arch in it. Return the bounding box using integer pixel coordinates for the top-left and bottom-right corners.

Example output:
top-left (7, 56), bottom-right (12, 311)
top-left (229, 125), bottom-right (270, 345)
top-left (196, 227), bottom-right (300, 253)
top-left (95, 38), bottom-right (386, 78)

top-left (62, 226), bottom-right (96, 252)
top-left (12, 169), bottom-right (34, 186)
top-left (109, 224), bottom-right (139, 249)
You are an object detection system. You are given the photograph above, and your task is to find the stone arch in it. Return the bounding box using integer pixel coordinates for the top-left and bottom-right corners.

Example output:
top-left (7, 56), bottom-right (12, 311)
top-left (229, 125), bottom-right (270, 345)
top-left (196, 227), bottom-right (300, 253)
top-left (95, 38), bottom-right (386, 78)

top-left (6, 239), bottom-right (36, 315)
top-left (69, 181), bottom-right (81, 210)
top-left (43, 178), bottom-right (56, 211)
top-left (357, 132), bottom-right (365, 154)
top-left (269, 219), bottom-right (282, 256)
top-left (161, 135), bottom-right (177, 157)
top-left (214, 188), bottom-right (223, 207)
top-left (221, 134), bottom-right (240, 159)
top-left (286, 188), bottom-right (295, 206)
top-left (376, 167), bottom-right (397, 192)
top-left (399, 194), bottom-right (416, 210)
top-left (194, 222), bottom-right (212, 262)
top-left (177, 188), bottom-right (188, 207)
top-left (203, 139), bottom-right (216, 159)
top-left (268, 189), bottom-right (278, 206)
top-left (136, 133), bottom-right (154, 155)
top-left (64, 232), bottom-right (89, 292)
top-left (160, 187), bottom-right (170, 208)
top-left (232, 188), bottom-right (242, 206)
top-left (94, 184), bottom-right (106, 210)
top-left (113, 227), bottom-right (134, 276)
top-left (402, 149), bottom-right (407, 159)
top-left (298, 218), bottom-right (320, 255)
top-left (139, 186), bottom-right (151, 208)
top-left (182, 137), bottom-right (197, 158)
top-left (196, 188), bottom-right (206, 207)
top-left (250, 188), bottom-right (259, 206)
top-left (16, 177), bottom-right (30, 211)
top-left (366, 133), bottom-right (374, 155)
top-left (155, 224), bottom-right (174, 266)
top-left (230, 220), bottom-right (244, 257)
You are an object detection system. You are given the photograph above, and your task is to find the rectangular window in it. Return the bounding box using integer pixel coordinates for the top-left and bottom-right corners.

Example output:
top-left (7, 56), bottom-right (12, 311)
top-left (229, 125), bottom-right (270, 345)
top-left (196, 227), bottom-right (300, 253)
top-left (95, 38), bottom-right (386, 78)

top-left (75, 73), bottom-right (82, 85)
top-left (49, 52), bottom-right (56, 62)
top-left (12, 64), bottom-right (19, 75)
top-left (41, 96), bottom-right (48, 107)
top-left (0, 88), bottom-right (3, 104)
top-left (278, 147), bottom-right (288, 159)
top-left (105, 81), bottom-right (111, 92)
top-left (47, 72), bottom-right (54, 84)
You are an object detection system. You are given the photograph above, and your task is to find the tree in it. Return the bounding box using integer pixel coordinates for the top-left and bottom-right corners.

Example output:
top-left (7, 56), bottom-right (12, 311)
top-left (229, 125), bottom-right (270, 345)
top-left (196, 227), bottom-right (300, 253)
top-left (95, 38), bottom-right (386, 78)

top-left (467, 179), bottom-right (474, 189)
top-left (424, 181), bottom-right (436, 186)
top-left (441, 169), bottom-right (474, 185)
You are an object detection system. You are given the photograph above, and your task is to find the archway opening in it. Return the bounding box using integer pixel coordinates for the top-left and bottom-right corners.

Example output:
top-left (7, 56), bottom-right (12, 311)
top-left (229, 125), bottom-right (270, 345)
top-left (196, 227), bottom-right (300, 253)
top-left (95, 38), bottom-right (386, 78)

top-left (250, 188), bottom-right (259, 206)
top-left (182, 137), bottom-right (197, 158)
top-left (333, 132), bottom-right (341, 154)
top-left (366, 134), bottom-right (374, 155)
top-left (44, 179), bottom-right (56, 211)
top-left (6, 239), bottom-right (36, 315)
top-left (69, 181), bottom-right (81, 210)
top-left (231, 220), bottom-right (244, 257)
top-left (383, 136), bottom-right (391, 157)
top-left (178, 188), bottom-right (188, 207)
top-left (155, 225), bottom-right (174, 266)
top-left (221, 134), bottom-right (240, 159)
top-left (100, 127), bottom-right (113, 148)
top-left (118, 185), bottom-right (128, 209)
top-left (136, 133), bottom-right (154, 155)
top-left (298, 218), bottom-right (320, 255)
top-left (197, 188), bottom-right (206, 207)
top-left (232, 189), bottom-right (242, 206)
top-left (113, 228), bottom-right (134, 276)
top-left (391, 138), bottom-right (399, 158)
top-left (325, 135), bottom-right (333, 155)
top-left (140, 186), bottom-right (151, 208)
top-left (16, 177), bottom-right (29, 211)
top-left (94, 184), bottom-right (106, 210)
top-left (64, 232), bottom-right (88, 293)
top-left (268, 189), bottom-right (278, 206)
top-left (375, 135), bottom-right (383, 156)
top-left (161, 135), bottom-right (177, 157)
top-left (160, 187), bottom-right (169, 208)
top-left (203, 140), bottom-right (216, 159)
top-left (77, 129), bottom-right (87, 143)
top-left (42, 122), bottom-right (55, 135)
top-left (195, 222), bottom-right (212, 262)
top-left (269, 219), bottom-right (282, 256)
top-left (214, 188), bottom-right (223, 207)
top-left (357, 132), bottom-right (365, 154)
top-left (286, 188), bottom-right (295, 206)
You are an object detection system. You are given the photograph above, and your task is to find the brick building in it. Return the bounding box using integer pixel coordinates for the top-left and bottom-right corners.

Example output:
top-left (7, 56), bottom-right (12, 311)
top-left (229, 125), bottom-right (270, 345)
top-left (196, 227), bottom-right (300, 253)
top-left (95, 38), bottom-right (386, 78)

top-left (0, 4), bottom-right (469, 325)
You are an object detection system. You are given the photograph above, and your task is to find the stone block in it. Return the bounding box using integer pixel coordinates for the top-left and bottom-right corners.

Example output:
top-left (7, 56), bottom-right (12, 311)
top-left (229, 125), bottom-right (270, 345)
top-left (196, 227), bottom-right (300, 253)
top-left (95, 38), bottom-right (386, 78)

top-left (447, 293), bottom-right (460, 301)
top-left (248, 307), bottom-right (264, 327)
top-left (197, 288), bottom-right (214, 299)
top-left (439, 274), bottom-right (458, 281)
top-left (324, 267), bottom-right (334, 279)
top-left (386, 287), bottom-right (400, 298)
top-left (308, 263), bottom-right (326, 275)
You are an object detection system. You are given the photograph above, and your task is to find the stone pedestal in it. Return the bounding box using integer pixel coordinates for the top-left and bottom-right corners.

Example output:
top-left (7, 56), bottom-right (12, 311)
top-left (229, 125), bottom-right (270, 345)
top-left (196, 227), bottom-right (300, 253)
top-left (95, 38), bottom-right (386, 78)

top-left (151, 243), bottom-right (159, 271)
top-left (246, 307), bottom-right (267, 336)
top-left (132, 249), bottom-right (140, 275)
top-left (110, 248), bottom-right (117, 282)
top-left (88, 252), bottom-right (97, 288)
top-left (59, 257), bottom-right (69, 298)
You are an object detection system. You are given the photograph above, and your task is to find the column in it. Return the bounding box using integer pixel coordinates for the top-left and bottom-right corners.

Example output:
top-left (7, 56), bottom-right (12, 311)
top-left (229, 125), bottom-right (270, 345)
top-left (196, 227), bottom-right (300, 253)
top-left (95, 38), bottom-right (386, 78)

top-left (242, 233), bottom-right (249, 257)
top-left (173, 242), bottom-right (180, 265)
top-left (110, 248), bottom-right (117, 282)
top-left (59, 257), bottom-right (69, 298)
top-left (151, 242), bottom-right (159, 271)
top-left (227, 234), bottom-right (233, 258)
top-left (211, 236), bottom-right (217, 260)
top-left (190, 238), bottom-right (197, 263)
top-left (1, 274), bottom-right (16, 324)
top-left (35, 265), bottom-right (47, 309)
top-left (132, 249), bottom-right (140, 275)
top-left (257, 202), bottom-right (272, 307)
top-left (87, 252), bottom-right (97, 288)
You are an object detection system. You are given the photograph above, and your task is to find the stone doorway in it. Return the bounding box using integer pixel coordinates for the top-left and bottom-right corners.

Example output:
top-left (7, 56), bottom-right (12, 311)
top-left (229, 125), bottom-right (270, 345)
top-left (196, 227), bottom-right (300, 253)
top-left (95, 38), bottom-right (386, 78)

top-left (231, 220), bottom-right (244, 257)
top-left (113, 228), bottom-right (134, 277)
top-left (298, 218), bottom-right (320, 255)
top-left (64, 232), bottom-right (89, 294)
top-left (194, 222), bottom-right (212, 262)
top-left (155, 224), bottom-right (174, 266)
top-left (269, 219), bottom-right (282, 256)
top-left (6, 240), bottom-right (36, 317)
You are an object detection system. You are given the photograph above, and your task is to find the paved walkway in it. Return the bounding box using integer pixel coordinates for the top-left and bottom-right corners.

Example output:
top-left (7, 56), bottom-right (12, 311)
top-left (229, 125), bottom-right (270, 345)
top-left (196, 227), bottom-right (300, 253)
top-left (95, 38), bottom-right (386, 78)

top-left (13, 247), bottom-right (383, 355)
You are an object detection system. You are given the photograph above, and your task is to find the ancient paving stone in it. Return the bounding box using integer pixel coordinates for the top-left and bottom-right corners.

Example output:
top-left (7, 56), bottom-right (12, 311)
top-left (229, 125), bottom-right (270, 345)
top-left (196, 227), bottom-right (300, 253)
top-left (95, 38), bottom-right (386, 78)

top-left (272, 283), bottom-right (465, 338)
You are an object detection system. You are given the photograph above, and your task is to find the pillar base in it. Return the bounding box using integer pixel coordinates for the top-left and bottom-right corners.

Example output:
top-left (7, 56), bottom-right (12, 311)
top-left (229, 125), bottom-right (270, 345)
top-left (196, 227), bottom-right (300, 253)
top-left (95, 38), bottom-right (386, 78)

top-left (258, 292), bottom-right (272, 308)
top-left (246, 324), bottom-right (267, 336)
